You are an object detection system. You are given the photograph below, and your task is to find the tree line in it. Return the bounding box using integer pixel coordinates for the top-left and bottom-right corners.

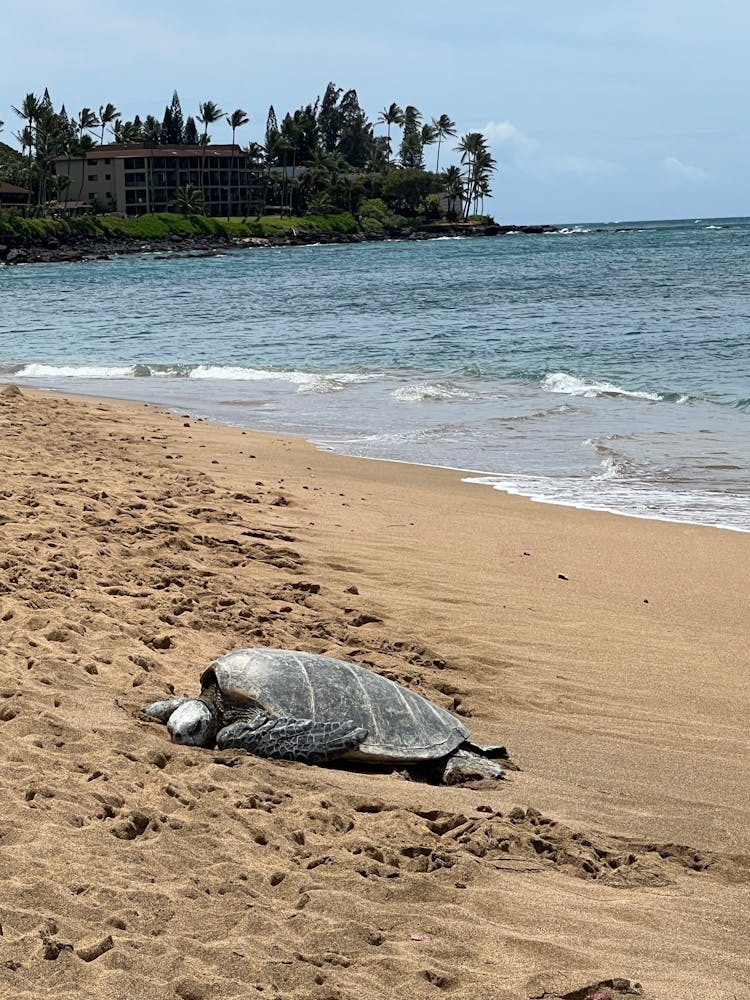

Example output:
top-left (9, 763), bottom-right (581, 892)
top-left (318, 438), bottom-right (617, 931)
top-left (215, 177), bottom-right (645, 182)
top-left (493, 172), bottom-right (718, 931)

top-left (0, 84), bottom-right (497, 222)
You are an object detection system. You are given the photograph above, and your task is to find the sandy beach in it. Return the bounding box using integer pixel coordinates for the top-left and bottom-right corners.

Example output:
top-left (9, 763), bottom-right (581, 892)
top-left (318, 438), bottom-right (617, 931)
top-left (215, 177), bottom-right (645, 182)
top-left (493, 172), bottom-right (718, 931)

top-left (0, 382), bottom-right (747, 1000)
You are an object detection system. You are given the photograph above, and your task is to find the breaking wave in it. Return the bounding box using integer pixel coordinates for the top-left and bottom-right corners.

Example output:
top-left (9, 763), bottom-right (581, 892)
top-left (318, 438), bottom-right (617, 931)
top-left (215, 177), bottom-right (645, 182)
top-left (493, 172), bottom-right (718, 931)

top-left (11, 363), bottom-right (380, 394)
top-left (187, 366), bottom-right (379, 393)
top-left (541, 372), bottom-right (663, 401)
top-left (392, 382), bottom-right (482, 402)
top-left (585, 436), bottom-right (643, 481)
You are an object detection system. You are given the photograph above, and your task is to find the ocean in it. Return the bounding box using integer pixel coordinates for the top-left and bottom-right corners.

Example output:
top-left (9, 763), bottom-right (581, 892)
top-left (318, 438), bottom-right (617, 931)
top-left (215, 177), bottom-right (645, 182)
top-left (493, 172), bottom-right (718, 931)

top-left (1, 217), bottom-right (749, 531)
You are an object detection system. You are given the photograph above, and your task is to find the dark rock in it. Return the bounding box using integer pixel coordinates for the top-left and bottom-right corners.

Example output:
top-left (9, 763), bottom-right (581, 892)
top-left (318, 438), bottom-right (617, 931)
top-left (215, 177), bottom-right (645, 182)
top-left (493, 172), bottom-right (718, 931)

top-left (0, 218), bottom-right (569, 267)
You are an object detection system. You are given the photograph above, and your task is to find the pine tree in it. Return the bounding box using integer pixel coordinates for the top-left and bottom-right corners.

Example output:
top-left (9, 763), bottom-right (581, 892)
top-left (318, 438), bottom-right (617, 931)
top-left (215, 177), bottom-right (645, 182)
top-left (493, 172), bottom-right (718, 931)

top-left (318, 82), bottom-right (342, 153)
top-left (337, 89), bottom-right (372, 168)
top-left (161, 106), bottom-right (173, 144)
top-left (265, 105), bottom-right (279, 149)
top-left (183, 116), bottom-right (199, 144)
top-left (168, 90), bottom-right (185, 143)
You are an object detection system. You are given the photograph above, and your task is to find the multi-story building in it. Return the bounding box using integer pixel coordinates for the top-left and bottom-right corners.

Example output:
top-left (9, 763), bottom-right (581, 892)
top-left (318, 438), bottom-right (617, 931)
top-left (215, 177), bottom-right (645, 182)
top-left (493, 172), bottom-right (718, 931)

top-left (53, 142), bottom-right (264, 217)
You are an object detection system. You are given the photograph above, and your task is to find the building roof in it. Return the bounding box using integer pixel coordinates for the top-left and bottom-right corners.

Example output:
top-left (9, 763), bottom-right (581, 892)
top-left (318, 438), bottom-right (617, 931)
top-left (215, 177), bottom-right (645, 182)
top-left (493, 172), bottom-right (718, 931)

top-left (53, 142), bottom-right (244, 162)
top-left (0, 181), bottom-right (30, 194)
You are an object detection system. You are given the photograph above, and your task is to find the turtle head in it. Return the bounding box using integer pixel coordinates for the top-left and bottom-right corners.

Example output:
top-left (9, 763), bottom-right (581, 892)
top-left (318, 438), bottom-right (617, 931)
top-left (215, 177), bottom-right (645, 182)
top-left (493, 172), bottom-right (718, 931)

top-left (167, 698), bottom-right (220, 748)
top-left (143, 697), bottom-right (189, 722)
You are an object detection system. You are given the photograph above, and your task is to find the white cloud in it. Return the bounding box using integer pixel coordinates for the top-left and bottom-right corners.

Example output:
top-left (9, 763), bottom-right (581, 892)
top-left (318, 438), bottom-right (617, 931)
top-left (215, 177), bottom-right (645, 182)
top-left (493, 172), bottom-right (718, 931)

top-left (661, 156), bottom-right (708, 181)
top-left (481, 120), bottom-right (534, 148)
top-left (478, 121), bottom-right (622, 180)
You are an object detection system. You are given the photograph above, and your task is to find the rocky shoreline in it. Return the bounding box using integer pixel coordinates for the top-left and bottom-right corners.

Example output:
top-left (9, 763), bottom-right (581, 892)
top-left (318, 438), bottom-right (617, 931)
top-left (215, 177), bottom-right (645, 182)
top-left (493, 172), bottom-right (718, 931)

top-left (0, 221), bottom-right (558, 266)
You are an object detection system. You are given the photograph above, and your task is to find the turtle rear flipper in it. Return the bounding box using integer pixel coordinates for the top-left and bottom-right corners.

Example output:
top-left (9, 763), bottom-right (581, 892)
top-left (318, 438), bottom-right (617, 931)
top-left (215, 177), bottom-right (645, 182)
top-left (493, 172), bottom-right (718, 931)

top-left (440, 748), bottom-right (506, 784)
top-left (461, 740), bottom-right (509, 759)
top-left (216, 713), bottom-right (368, 763)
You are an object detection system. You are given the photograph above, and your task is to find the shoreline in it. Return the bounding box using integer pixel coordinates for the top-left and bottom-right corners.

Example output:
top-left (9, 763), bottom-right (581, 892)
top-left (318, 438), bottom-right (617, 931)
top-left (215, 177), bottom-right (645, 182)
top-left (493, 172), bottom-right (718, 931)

top-left (21, 378), bottom-right (750, 535)
top-left (1, 383), bottom-right (748, 998)
top-left (0, 220), bottom-right (558, 266)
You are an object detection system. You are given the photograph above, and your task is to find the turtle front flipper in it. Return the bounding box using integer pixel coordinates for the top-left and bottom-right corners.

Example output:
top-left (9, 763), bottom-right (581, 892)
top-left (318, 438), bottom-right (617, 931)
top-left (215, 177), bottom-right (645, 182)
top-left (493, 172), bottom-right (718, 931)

top-left (216, 713), bottom-right (368, 764)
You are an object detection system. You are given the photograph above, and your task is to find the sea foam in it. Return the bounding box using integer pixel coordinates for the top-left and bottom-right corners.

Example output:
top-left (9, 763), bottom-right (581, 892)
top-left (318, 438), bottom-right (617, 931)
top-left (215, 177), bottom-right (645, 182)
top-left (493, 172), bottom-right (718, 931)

top-left (14, 362), bottom-right (378, 394)
top-left (392, 382), bottom-right (480, 402)
top-left (541, 372), bottom-right (662, 401)
top-left (16, 363), bottom-right (136, 379)
top-left (463, 473), bottom-right (750, 532)
top-left (187, 365), bottom-right (377, 392)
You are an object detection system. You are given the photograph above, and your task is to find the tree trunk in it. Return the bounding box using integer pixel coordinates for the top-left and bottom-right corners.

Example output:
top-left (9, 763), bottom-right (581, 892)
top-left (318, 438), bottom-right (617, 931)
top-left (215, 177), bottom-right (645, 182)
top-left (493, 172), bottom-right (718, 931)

top-left (228, 127), bottom-right (236, 220)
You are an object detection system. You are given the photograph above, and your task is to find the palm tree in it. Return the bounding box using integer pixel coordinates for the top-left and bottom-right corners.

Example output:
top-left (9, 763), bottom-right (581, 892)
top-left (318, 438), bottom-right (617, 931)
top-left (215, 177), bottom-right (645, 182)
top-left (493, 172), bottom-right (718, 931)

top-left (139, 115), bottom-right (162, 212)
top-left (307, 190), bottom-right (334, 215)
top-left (98, 103), bottom-right (119, 144)
top-left (143, 115), bottom-right (161, 144)
top-left (59, 131), bottom-right (78, 211)
top-left (455, 132), bottom-right (496, 219)
top-left (77, 107), bottom-right (99, 141)
top-left (11, 93), bottom-right (41, 212)
top-left (333, 173), bottom-right (363, 214)
top-left (420, 122), bottom-right (438, 157)
top-left (13, 126), bottom-right (35, 208)
top-left (173, 183), bottom-right (205, 214)
top-left (376, 103), bottom-right (403, 164)
top-left (432, 114), bottom-right (457, 173)
top-left (50, 172), bottom-right (71, 208)
top-left (242, 142), bottom-right (267, 218)
top-left (442, 164), bottom-right (464, 218)
top-left (225, 107), bottom-right (249, 219)
top-left (470, 151), bottom-right (497, 217)
top-left (455, 131), bottom-right (482, 159)
top-left (403, 105), bottom-right (421, 126)
top-left (246, 141), bottom-right (266, 166)
top-left (33, 108), bottom-right (64, 210)
top-left (475, 171), bottom-right (492, 216)
top-left (75, 131), bottom-right (95, 206)
top-left (399, 105), bottom-right (424, 169)
top-left (113, 119), bottom-right (139, 144)
top-left (12, 125), bottom-right (32, 158)
top-left (275, 136), bottom-right (296, 216)
top-left (197, 100), bottom-right (223, 212)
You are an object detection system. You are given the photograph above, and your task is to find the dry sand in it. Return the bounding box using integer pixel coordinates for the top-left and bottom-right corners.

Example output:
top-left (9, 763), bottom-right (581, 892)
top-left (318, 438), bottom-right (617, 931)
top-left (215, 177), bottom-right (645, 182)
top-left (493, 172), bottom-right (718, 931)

top-left (0, 384), bottom-right (747, 1000)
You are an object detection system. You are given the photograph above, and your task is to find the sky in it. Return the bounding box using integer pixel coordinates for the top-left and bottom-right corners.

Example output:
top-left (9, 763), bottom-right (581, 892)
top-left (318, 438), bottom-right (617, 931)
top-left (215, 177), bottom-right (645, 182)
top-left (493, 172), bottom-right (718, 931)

top-left (2, 0), bottom-right (748, 223)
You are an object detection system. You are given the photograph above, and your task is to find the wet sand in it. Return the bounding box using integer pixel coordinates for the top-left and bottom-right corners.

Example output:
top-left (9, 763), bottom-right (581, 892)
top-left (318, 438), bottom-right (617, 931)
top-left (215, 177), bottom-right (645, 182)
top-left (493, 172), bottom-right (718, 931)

top-left (0, 383), bottom-right (747, 1000)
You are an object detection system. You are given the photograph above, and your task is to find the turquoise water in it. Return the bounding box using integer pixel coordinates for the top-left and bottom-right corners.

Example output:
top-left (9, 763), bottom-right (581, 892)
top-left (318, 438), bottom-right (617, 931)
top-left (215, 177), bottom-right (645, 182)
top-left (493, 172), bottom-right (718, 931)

top-left (1, 217), bottom-right (749, 530)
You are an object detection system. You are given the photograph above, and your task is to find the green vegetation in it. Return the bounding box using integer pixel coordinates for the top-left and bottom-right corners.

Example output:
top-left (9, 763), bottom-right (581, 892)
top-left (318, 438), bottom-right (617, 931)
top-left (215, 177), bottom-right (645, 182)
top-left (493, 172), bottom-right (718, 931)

top-left (1, 84), bottom-right (498, 229)
top-left (0, 211), bottom-right (360, 242)
top-left (0, 140), bottom-right (25, 181)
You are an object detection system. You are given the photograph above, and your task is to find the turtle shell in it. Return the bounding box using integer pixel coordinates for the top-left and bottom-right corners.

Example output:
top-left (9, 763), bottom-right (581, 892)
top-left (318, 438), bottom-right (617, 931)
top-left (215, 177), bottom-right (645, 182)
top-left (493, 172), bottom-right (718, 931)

top-left (200, 648), bottom-right (469, 763)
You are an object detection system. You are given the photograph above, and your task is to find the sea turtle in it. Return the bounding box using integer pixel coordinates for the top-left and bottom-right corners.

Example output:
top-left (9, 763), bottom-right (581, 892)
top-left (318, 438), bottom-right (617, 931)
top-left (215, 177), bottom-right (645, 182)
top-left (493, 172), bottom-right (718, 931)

top-left (143, 647), bottom-right (508, 784)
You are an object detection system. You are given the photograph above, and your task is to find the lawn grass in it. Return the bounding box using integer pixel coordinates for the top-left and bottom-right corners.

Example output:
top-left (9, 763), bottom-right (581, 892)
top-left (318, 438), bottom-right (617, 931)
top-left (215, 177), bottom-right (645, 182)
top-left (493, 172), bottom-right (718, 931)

top-left (0, 211), bottom-right (361, 241)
